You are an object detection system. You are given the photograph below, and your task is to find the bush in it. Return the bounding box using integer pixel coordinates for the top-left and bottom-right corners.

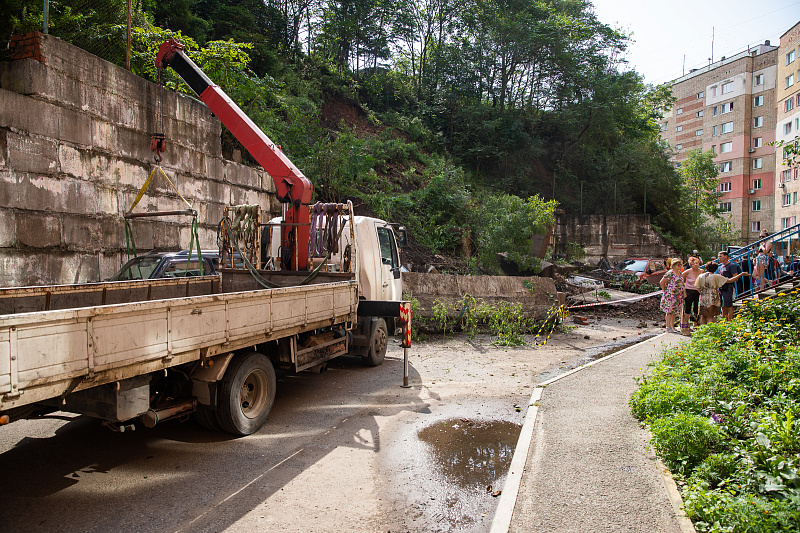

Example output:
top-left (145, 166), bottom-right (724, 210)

top-left (650, 414), bottom-right (725, 475)
top-left (631, 290), bottom-right (800, 532)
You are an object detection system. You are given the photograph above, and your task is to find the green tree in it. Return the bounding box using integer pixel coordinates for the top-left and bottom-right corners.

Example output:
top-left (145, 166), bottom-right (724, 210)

top-left (680, 149), bottom-right (721, 237)
top-left (475, 194), bottom-right (557, 274)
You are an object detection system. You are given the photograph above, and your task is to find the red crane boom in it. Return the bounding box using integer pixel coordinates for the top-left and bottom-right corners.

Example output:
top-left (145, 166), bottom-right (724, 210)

top-left (155, 38), bottom-right (312, 270)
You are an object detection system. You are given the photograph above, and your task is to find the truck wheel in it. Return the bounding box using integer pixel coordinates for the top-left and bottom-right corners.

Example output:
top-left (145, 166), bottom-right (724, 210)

top-left (193, 406), bottom-right (222, 431)
top-left (217, 352), bottom-right (276, 435)
top-left (364, 318), bottom-right (388, 366)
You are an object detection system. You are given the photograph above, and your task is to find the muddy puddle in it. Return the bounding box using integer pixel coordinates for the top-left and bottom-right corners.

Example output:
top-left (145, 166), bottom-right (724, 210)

top-left (418, 419), bottom-right (521, 490)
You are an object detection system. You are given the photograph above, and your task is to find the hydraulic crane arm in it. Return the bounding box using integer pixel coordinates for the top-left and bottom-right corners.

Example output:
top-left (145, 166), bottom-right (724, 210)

top-left (155, 38), bottom-right (312, 270)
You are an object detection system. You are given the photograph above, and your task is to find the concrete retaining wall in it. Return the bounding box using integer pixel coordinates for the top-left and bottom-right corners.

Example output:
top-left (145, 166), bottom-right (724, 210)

top-left (0, 33), bottom-right (279, 286)
top-left (403, 273), bottom-right (559, 319)
top-left (551, 213), bottom-right (677, 265)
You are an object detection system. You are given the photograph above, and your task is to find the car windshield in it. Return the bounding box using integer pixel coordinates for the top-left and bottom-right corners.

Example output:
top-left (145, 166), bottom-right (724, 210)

top-left (111, 256), bottom-right (162, 281)
top-left (617, 259), bottom-right (649, 273)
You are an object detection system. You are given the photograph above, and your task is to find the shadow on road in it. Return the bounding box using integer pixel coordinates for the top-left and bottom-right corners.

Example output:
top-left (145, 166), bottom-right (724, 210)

top-left (0, 351), bottom-right (426, 533)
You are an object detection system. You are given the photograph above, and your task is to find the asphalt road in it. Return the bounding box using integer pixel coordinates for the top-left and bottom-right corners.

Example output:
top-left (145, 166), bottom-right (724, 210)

top-left (0, 320), bottom-right (660, 533)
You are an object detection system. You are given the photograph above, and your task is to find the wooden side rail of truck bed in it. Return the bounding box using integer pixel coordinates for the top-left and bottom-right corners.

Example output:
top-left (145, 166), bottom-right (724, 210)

top-left (0, 280), bottom-right (358, 413)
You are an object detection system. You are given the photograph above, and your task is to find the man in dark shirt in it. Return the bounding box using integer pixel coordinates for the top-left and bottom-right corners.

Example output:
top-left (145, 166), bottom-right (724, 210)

top-left (717, 250), bottom-right (741, 320)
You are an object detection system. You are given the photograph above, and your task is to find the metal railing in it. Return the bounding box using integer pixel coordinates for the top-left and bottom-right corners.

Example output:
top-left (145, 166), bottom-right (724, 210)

top-left (725, 223), bottom-right (800, 301)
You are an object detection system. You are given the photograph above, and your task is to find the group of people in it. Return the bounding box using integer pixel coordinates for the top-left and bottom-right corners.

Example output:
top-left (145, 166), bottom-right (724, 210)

top-left (659, 251), bottom-right (749, 335)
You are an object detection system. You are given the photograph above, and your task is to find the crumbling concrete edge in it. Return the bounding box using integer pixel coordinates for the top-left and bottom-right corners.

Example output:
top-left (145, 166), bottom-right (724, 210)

top-left (490, 332), bottom-right (695, 533)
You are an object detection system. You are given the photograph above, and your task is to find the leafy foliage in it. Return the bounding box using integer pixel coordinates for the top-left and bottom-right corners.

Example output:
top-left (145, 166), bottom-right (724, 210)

top-left (631, 291), bottom-right (800, 532)
top-left (474, 194), bottom-right (557, 274)
top-left (0, 0), bottom-right (714, 264)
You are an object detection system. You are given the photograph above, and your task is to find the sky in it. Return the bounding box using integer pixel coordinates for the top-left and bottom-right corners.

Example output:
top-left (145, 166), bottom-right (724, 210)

top-left (592, 0), bottom-right (800, 86)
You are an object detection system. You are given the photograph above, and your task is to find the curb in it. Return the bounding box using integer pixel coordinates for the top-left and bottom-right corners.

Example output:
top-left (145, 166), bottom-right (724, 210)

top-left (490, 332), bottom-right (686, 533)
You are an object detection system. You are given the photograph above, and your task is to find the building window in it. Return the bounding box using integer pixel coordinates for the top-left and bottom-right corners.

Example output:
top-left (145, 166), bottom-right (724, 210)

top-left (753, 158), bottom-right (762, 169)
top-left (711, 145), bottom-right (717, 154)
top-left (788, 50), bottom-right (796, 65)
top-left (722, 81), bottom-right (734, 94)
top-left (754, 116), bottom-right (763, 128)
top-left (783, 194), bottom-right (792, 207)
top-left (721, 122), bottom-right (733, 134)
top-left (781, 217), bottom-right (796, 229)
top-left (783, 169), bottom-right (792, 182)
top-left (676, 125), bottom-right (683, 132)
top-left (676, 108), bottom-right (683, 115)
top-left (697, 91), bottom-right (704, 98)
top-left (713, 125), bottom-right (718, 136)
top-left (787, 74), bottom-right (795, 89)
top-left (661, 122), bottom-right (668, 131)
top-left (795, 192), bottom-right (798, 204)
top-left (696, 129), bottom-right (703, 136)
top-left (753, 137), bottom-right (763, 148)
top-left (752, 221), bottom-right (761, 232)
top-left (752, 200), bottom-right (761, 212)
top-left (797, 94), bottom-right (800, 106)
top-left (696, 110), bottom-right (704, 117)
top-left (676, 162), bottom-right (682, 168)
top-left (720, 180), bottom-right (732, 191)
top-left (785, 122), bottom-right (793, 135)
top-left (719, 202), bottom-right (732, 213)
top-left (786, 98), bottom-right (796, 112)
top-left (721, 102), bottom-right (734, 114)
top-left (754, 95), bottom-right (764, 107)
top-left (720, 162), bottom-right (733, 173)
top-left (755, 73), bottom-right (764, 85)
top-left (712, 86), bottom-right (718, 96)
top-left (712, 106), bottom-right (718, 116)
top-left (721, 142), bottom-right (733, 153)
top-left (676, 143), bottom-right (683, 149)
top-left (753, 179), bottom-right (761, 189)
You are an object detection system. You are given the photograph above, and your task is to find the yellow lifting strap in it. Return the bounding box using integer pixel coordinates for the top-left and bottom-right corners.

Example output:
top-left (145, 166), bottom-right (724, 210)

top-left (127, 165), bottom-right (193, 214)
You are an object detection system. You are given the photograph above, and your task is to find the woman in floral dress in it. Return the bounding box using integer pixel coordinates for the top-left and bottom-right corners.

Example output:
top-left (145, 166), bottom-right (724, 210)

top-left (660, 258), bottom-right (685, 333)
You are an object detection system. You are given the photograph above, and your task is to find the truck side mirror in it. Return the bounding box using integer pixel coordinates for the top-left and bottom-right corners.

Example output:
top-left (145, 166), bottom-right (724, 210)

top-left (396, 226), bottom-right (408, 247)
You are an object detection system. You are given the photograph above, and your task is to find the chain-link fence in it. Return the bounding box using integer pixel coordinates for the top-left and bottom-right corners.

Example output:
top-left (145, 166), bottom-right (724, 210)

top-left (2, 0), bottom-right (139, 69)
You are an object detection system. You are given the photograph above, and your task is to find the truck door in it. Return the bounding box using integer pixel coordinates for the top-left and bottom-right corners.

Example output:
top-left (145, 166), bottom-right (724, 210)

top-left (377, 226), bottom-right (402, 300)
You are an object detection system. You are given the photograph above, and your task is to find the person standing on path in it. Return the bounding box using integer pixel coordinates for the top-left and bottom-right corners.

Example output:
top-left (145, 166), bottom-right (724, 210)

top-left (696, 263), bottom-right (748, 324)
top-left (660, 258), bottom-right (685, 333)
top-left (718, 250), bottom-right (741, 320)
top-left (682, 256), bottom-right (702, 333)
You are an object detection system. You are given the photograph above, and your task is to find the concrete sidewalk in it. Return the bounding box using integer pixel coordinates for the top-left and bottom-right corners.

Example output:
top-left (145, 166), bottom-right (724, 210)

top-left (493, 333), bottom-right (693, 533)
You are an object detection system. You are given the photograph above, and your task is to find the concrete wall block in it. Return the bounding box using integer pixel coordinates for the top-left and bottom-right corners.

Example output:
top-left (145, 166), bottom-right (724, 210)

top-left (154, 223), bottom-right (181, 249)
top-left (0, 130), bottom-right (6, 167)
top-left (0, 207), bottom-right (15, 247)
top-left (0, 89), bottom-right (59, 139)
top-left (55, 252), bottom-right (101, 285)
top-left (110, 158), bottom-right (148, 190)
top-left (115, 126), bottom-right (154, 162)
top-left (58, 106), bottom-right (92, 147)
top-left (0, 170), bottom-right (18, 207)
top-left (16, 211), bottom-right (62, 247)
top-left (129, 221), bottom-right (155, 251)
top-left (203, 202), bottom-right (225, 227)
top-left (61, 214), bottom-right (123, 252)
top-left (206, 157), bottom-right (225, 181)
top-left (0, 250), bottom-right (99, 286)
top-left (99, 186), bottom-right (120, 216)
top-left (58, 144), bottom-right (86, 178)
top-left (63, 178), bottom-right (101, 216)
top-left (7, 132), bottom-right (59, 174)
top-left (91, 119), bottom-right (119, 154)
top-left (225, 162), bottom-right (261, 190)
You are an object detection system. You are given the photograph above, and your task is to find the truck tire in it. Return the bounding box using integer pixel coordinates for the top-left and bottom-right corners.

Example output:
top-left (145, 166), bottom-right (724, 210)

top-left (217, 352), bottom-right (276, 435)
top-left (193, 406), bottom-right (222, 431)
top-left (364, 318), bottom-right (388, 367)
